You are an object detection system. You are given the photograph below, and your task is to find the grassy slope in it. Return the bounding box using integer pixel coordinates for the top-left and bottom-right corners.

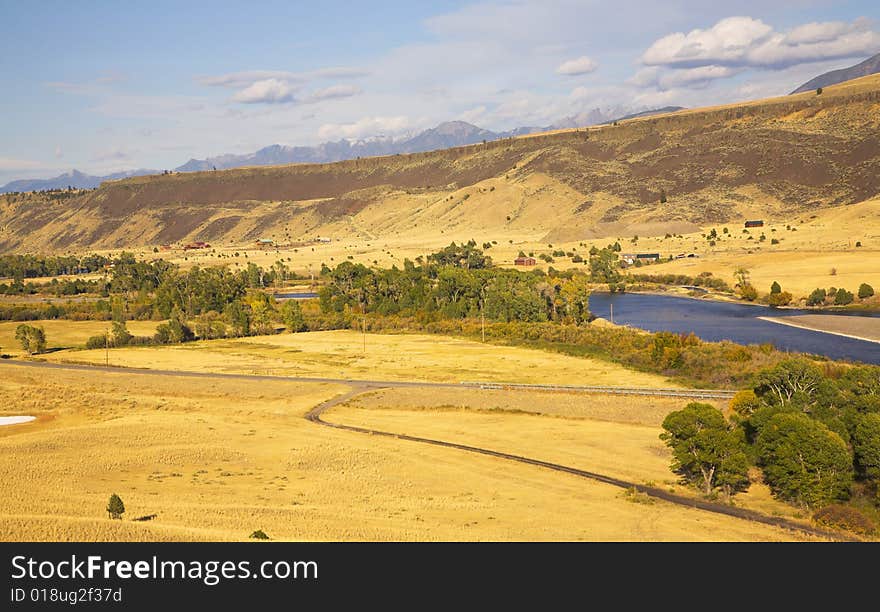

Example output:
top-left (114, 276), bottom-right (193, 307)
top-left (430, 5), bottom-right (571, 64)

top-left (1, 74), bottom-right (878, 256)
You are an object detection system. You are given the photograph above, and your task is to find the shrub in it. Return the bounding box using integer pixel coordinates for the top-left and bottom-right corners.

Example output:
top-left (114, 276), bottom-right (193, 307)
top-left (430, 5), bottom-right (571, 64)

top-left (834, 288), bottom-right (854, 306)
top-left (806, 288), bottom-right (826, 306)
top-left (249, 530), bottom-right (270, 540)
top-left (770, 281), bottom-right (781, 295)
top-left (813, 505), bottom-right (875, 536)
top-left (768, 291), bottom-right (793, 307)
top-left (107, 494), bottom-right (125, 520)
top-left (858, 283), bottom-right (874, 300)
top-left (739, 284), bottom-right (758, 301)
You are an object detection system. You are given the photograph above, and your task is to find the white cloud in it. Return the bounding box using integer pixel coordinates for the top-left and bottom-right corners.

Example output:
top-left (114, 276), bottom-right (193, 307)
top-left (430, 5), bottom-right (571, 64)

top-left (556, 56), bottom-right (599, 76)
top-left (317, 116), bottom-right (415, 140)
top-left (631, 65), bottom-right (742, 89)
top-left (92, 148), bottom-right (134, 163)
top-left (231, 79), bottom-right (298, 104)
top-left (197, 67), bottom-right (368, 89)
top-left (303, 84), bottom-right (362, 103)
top-left (642, 16), bottom-right (880, 70)
top-left (458, 105), bottom-right (487, 123)
top-left (0, 157), bottom-right (44, 171)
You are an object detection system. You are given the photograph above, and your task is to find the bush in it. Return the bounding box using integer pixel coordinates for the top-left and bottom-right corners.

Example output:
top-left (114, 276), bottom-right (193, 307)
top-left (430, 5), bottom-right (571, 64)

top-left (767, 291), bottom-right (793, 307)
top-left (813, 505), bottom-right (875, 536)
top-left (739, 285), bottom-right (758, 301)
top-left (834, 288), bottom-right (854, 306)
top-left (858, 283), bottom-right (874, 300)
top-left (770, 281), bottom-right (781, 295)
top-left (806, 288), bottom-right (827, 306)
top-left (86, 334), bottom-right (108, 350)
top-left (249, 529), bottom-right (270, 540)
top-left (107, 494), bottom-right (125, 520)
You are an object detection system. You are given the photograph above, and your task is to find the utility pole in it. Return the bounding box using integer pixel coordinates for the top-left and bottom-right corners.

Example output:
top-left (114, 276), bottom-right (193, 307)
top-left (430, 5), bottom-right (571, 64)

top-left (610, 303), bottom-right (614, 325)
top-left (105, 325), bottom-right (109, 367)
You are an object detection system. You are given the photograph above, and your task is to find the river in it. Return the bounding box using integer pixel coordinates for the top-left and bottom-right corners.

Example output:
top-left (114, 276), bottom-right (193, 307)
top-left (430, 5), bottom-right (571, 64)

top-left (588, 292), bottom-right (880, 364)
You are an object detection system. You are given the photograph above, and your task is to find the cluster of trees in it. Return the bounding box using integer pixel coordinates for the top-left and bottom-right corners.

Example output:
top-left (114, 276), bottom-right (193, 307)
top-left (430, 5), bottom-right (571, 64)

top-left (807, 284), bottom-right (874, 307)
top-left (0, 254), bottom-right (110, 279)
top-left (627, 272), bottom-right (731, 293)
top-left (663, 358), bottom-right (880, 523)
top-left (318, 256), bottom-right (593, 325)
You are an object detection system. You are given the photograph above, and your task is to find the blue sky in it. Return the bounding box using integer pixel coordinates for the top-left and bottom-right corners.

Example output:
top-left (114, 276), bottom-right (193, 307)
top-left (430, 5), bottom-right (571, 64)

top-left (1, 0), bottom-right (878, 183)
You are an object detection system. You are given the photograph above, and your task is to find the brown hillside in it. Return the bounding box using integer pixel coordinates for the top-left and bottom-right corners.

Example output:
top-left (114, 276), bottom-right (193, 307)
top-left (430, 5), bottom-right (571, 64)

top-left (2, 74), bottom-right (879, 253)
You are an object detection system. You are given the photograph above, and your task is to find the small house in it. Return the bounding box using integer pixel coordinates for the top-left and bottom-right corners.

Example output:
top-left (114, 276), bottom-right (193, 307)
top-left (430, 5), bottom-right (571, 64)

top-left (255, 238), bottom-right (275, 248)
top-left (514, 256), bottom-right (536, 266)
top-left (744, 220), bottom-right (764, 228)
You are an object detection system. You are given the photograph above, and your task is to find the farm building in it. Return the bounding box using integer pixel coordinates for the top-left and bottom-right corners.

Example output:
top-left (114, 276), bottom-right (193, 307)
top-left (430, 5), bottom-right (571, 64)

top-left (623, 253), bottom-right (660, 264)
top-left (183, 241), bottom-right (210, 251)
top-left (744, 220), bottom-right (764, 228)
top-left (255, 238), bottom-right (275, 248)
top-left (514, 256), bottom-right (536, 266)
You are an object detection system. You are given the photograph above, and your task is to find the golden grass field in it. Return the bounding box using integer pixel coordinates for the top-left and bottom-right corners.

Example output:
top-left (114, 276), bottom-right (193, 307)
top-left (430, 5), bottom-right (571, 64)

top-left (0, 362), bottom-right (819, 541)
top-left (332, 392), bottom-right (811, 527)
top-left (43, 329), bottom-right (678, 387)
top-left (0, 319), bottom-right (159, 354)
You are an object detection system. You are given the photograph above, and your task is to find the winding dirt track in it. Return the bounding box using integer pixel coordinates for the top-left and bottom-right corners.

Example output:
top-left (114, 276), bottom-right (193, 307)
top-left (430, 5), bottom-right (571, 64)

top-left (1, 359), bottom-right (856, 541)
top-left (306, 386), bottom-right (856, 542)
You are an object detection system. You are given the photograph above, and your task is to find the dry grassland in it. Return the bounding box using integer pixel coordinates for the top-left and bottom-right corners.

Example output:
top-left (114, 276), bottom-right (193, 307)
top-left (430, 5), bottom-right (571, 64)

top-left (330, 397), bottom-right (816, 534)
top-left (0, 320), bottom-right (159, 353)
top-left (44, 329), bottom-right (678, 387)
top-left (0, 363), bottom-right (815, 541)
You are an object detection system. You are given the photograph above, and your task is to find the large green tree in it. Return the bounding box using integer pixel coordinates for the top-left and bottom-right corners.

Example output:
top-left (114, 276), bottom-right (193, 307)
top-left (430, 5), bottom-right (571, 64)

top-left (757, 412), bottom-right (853, 507)
top-left (14, 324), bottom-right (46, 355)
top-left (660, 403), bottom-right (751, 497)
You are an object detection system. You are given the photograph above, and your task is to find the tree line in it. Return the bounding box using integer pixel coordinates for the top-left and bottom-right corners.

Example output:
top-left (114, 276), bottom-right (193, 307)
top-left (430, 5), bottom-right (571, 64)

top-left (662, 358), bottom-right (880, 535)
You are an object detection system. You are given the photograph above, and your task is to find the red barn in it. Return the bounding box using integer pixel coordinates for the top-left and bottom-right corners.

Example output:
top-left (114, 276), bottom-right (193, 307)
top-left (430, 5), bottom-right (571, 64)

top-left (514, 256), bottom-right (536, 266)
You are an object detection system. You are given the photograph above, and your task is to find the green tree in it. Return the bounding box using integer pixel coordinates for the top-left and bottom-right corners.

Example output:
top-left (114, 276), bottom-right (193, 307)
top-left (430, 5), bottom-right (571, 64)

top-left (754, 358), bottom-right (823, 407)
top-left (14, 324), bottom-right (46, 355)
top-left (281, 300), bottom-right (307, 332)
top-left (225, 299), bottom-right (251, 337)
top-left (850, 412), bottom-right (880, 482)
top-left (835, 288), bottom-right (854, 305)
top-left (770, 281), bottom-right (781, 294)
top-left (757, 412), bottom-right (853, 507)
top-left (107, 493), bottom-right (125, 520)
top-left (111, 320), bottom-right (132, 347)
top-left (806, 288), bottom-right (826, 306)
top-left (154, 308), bottom-right (194, 344)
top-left (858, 283), bottom-right (875, 300)
top-left (660, 403), bottom-right (751, 497)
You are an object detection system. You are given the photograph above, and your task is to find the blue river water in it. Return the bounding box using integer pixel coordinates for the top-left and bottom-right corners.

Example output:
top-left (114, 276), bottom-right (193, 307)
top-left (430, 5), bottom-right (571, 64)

top-left (274, 292), bottom-right (319, 299)
top-left (588, 292), bottom-right (880, 364)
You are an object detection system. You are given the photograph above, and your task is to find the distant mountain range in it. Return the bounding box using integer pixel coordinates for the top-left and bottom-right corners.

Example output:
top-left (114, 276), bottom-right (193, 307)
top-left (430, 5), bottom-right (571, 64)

top-left (175, 120), bottom-right (555, 173)
top-left (0, 107), bottom-right (683, 193)
top-left (0, 169), bottom-right (156, 194)
top-left (791, 52), bottom-right (880, 94)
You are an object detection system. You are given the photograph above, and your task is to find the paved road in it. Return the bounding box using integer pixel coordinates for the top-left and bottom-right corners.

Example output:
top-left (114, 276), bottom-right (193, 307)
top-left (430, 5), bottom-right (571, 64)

top-left (1, 358), bottom-right (850, 540)
top-left (0, 359), bottom-right (734, 399)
